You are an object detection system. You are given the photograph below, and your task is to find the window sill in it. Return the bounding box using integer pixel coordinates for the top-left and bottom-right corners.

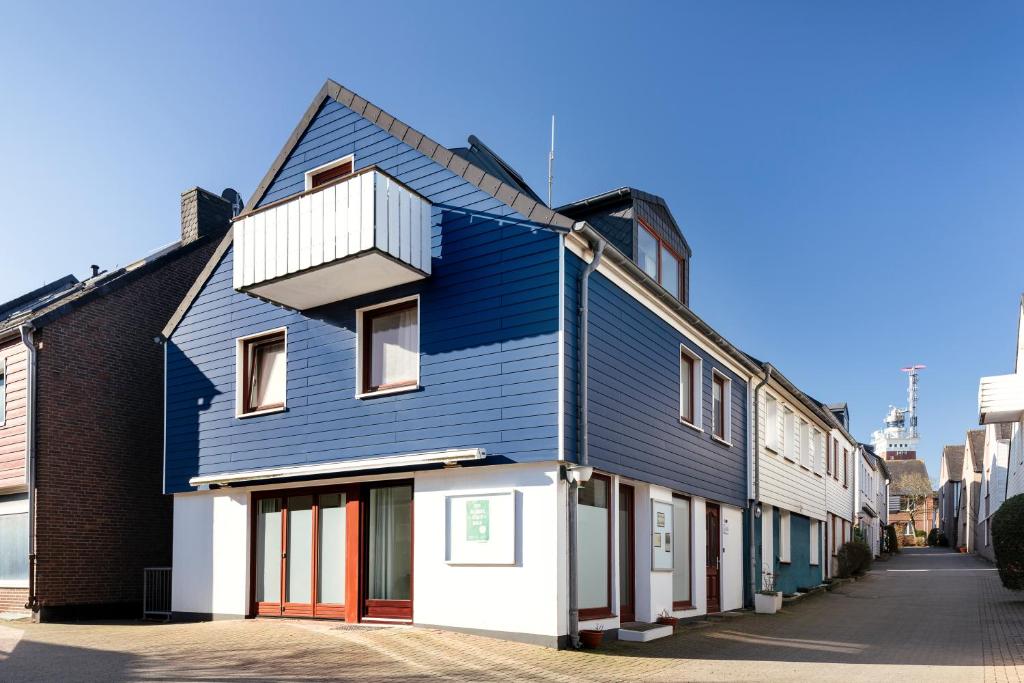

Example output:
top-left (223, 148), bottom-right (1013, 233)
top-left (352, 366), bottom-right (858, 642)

top-left (765, 446), bottom-right (779, 455)
top-left (0, 580), bottom-right (28, 588)
top-left (356, 383), bottom-right (420, 400)
top-left (679, 418), bottom-right (703, 433)
top-left (779, 560), bottom-right (791, 565)
top-left (799, 465), bottom-right (810, 471)
top-left (236, 405), bottom-right (287, 419)
top-left (710, 435), bottom-right (732, 447)
top-left (783, 456), bottom-right (795, 464)
top-left (814, 472), bottom-right (823, 478)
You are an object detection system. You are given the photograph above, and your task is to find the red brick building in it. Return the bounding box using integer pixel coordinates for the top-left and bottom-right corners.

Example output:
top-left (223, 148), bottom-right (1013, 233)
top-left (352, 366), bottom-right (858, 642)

top-left (886, 459), bottom-right (938, 543)
top-left (0, 188), bottom-right (230, 618)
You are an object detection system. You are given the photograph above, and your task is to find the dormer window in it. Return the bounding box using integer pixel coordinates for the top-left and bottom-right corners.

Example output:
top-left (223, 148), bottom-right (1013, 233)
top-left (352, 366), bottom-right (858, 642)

top-left (304, 154), bottom-right (354, 190)
top-left (636, 220), bottom-right (681, 299)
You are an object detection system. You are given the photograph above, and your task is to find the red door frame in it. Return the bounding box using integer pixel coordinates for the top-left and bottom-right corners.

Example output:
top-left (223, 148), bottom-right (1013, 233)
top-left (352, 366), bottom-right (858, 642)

top-left (706, 503), bottom-right (721, 614)
top-left (249, 480), bottom-right (411, 623)
top-left (360, 480), bottom-right (415, 622)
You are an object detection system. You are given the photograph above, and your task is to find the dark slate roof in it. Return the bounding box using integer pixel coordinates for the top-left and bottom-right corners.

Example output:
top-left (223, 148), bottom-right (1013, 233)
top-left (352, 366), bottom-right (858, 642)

top-left (887, 459), bottom-right (932, 495)
top-left (1, 238), bottom-right (209, 337)
top-left (557, 187), bottom-right (692, 258)
top-left (241, 80), bottom-right (574, 231)
top-left (450, 135), bottom-right (542, 204)
top-left (968, 429), bottom-right (986, 472)
top-left (942, 444), bottom-right (965, 482)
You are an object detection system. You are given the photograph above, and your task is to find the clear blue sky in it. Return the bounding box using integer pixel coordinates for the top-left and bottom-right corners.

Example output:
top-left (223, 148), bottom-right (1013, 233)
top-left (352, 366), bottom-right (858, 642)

top-left (2, 1), bottom-right (1022, 483)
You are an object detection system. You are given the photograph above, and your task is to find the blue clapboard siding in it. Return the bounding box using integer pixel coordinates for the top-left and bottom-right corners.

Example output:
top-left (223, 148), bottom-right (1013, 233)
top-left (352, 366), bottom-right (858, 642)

top-left (567, 252), bottom-right (748, 508)
top-left (164, 98), bottom-right (561, 493)
top-left (764, 511), bottom-right (821, 594)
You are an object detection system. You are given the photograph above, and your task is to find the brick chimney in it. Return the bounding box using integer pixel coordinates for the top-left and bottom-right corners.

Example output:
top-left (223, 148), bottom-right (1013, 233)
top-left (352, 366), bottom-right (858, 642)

top-left (180, 187), bottom-right (233, 245)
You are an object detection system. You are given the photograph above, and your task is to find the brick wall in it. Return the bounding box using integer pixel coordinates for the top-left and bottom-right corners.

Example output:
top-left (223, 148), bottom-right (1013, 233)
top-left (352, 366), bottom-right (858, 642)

top-left (0, 587), bottom-right (27, 612)
top-left (32, 238), bottom-right (219, 616)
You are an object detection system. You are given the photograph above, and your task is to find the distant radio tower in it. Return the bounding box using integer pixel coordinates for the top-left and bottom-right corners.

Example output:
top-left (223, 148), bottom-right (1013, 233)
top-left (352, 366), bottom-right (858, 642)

top-left (901, 364), bottom-right (926, 439)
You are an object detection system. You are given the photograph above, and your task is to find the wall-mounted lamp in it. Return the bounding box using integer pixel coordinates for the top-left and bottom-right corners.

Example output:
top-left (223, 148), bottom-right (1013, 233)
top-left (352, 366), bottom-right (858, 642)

top-left (567, 465), bottom-right (594, 485)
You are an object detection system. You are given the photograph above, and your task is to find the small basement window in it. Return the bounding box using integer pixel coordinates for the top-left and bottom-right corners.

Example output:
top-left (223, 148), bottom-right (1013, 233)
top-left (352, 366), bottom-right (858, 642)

top-left (237, 329), bottom-right (287, 416)
top-left (305, 155), bottom-right (355, 190)
top-left (359, 298), bottom-right (420, 396)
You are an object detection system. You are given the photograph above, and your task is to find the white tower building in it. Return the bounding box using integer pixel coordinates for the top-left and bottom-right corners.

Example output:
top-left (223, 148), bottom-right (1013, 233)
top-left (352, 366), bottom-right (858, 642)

top-left (871, 365), bottom-right (925, 461)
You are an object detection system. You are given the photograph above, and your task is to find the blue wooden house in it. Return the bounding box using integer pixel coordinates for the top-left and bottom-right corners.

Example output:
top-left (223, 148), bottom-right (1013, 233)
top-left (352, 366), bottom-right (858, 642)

top-left (162, 79), bottom-right (770, 647)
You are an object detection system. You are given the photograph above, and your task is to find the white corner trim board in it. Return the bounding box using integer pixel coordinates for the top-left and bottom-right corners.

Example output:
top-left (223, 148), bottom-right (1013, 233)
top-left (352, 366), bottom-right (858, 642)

top-left (188, 448), bottom-right (486, 487)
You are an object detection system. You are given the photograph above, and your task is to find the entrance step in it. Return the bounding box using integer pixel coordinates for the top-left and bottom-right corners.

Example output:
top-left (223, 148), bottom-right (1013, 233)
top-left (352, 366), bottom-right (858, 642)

top-left (618, 622), bottom-right (674, 642)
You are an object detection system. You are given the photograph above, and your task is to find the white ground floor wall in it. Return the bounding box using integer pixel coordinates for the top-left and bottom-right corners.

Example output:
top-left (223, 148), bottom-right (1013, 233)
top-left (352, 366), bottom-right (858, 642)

top-left (171, 461), bottom-right (745, 646)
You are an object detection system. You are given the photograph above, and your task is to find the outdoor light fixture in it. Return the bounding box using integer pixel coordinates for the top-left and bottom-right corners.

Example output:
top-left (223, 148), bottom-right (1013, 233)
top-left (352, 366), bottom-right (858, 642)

top-left (567, 465), bottom-right (594, 485)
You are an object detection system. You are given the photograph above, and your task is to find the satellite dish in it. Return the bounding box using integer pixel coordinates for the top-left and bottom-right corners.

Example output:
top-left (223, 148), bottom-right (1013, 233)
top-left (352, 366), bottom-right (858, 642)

top-left (221, 188), bottom-right (244, 217)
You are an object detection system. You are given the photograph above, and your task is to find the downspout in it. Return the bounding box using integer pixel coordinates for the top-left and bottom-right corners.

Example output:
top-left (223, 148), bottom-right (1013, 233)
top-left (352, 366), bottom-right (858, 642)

top-left (18, 324), bottom-right (37, 611)
top-left (749, 363), bottom-right (771, 604)
top-left (568, 225), bottom-right (605, 649)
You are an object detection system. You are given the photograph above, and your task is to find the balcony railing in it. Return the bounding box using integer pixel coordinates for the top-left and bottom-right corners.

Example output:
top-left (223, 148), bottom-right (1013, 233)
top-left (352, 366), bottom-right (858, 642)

top-left (233, 167), bottom-right (432, 310)
top-left (978, 373), bottom-right (1024, 424)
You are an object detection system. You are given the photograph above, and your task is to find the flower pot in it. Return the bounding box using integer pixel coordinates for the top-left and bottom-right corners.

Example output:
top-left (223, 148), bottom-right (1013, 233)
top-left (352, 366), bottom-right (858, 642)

top-left (579, 629), bottom-right (605, 648)
top-left (657, 616), bottom-right (680, 628)
top-left (755, 592), bottom-right (780, 614)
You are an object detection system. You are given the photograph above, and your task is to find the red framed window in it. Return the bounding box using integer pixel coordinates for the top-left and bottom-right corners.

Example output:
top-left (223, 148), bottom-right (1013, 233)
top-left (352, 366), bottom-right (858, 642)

top-left (577, 473), bottom-right (612, 620)
top-left (636, 220), bottom-right (683, 299)
top-left (240, 330), bottom-right (286, 415)
top-left (680, 350), bottom-right (697, 425)
top-left (712, 374), bottom-right (728, 441)
top-left (310, 158), bottom-right (354, 189)
top-left (359, 299), bottom-right (419, 395)
top-left (672, 494), bottom-right (693, 609)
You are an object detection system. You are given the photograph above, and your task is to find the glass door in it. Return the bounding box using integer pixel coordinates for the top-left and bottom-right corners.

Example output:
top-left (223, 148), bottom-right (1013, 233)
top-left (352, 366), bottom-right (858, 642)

top-left (253, 488), bottom-right (350, 619)
top-left (363, 482), bottom-right (413, 620)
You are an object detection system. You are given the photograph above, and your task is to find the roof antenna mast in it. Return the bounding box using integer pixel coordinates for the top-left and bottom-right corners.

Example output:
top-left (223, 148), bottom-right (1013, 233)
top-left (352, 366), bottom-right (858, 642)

top-left (547, 114), bottom-right (555, 208)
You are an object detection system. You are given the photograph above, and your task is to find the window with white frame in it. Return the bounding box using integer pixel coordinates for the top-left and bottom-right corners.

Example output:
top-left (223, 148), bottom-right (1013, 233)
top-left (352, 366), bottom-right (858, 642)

top-left (236, 328), bottom-right (287, 416)
top-left (0, 493), bottom-right (28, 584)
top-left (779, 510), bottom-right (791, 563)
top-left (711, 372), bottom-right (731, 442)
top-left (783, 407), bottom-right (795, 460)
top-left (679, 348), bottom-right (701, 427)
top-left (766, 394), bottom-right (779, 451)
top-left (809, 519), bottom-right (820, 565)
top-left (358, 297), bottom-right (420, 396)
top-left (812, 428), bottom-right (823, 473)
top-left (799, 419), bottom-right (810, 468)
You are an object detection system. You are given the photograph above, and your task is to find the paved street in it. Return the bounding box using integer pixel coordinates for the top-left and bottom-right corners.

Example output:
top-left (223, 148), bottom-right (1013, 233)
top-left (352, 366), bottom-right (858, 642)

top-left (0, 548), bottom-right (1018, 682)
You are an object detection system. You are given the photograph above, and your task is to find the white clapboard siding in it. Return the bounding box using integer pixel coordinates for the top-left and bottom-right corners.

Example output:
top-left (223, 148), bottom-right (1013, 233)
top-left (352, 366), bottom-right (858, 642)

top-left (233, 170), bottom-right (432, 292)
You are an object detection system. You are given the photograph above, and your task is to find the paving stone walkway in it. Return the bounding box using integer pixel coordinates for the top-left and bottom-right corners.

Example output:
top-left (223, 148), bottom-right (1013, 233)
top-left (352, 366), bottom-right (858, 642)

top-left (0, 547), bottom-right (1018, 681)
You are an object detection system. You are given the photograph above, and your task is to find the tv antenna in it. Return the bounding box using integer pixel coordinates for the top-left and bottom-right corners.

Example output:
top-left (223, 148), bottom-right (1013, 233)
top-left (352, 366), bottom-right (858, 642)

top-left (900, 364), bottom-right (926, 439)
top-left (547, 115), bottom-right (555, 208)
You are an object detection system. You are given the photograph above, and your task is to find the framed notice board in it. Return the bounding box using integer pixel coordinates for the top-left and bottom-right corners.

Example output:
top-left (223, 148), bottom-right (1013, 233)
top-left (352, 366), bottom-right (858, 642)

top-left (445, 490), bottom-right (516, 565)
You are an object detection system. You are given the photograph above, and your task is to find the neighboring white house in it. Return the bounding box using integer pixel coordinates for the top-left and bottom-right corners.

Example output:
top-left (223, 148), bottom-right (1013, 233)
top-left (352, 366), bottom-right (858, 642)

top-left (959, 429), bottom-right (985, 553)
top-left (823, 404), bottom-right (857, 577)
top-left (976, 423), bottom-right (1012, 561)
top-left (856, 444), bottom-right (889, 557)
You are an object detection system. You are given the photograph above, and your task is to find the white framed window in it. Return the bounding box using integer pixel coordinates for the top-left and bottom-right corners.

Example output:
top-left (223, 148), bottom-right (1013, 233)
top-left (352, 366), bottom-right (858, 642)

top-left (779, 510), bottom-right (791, 563)
top-left (356, 295), bottom-right (420, 398)
top-left (799, 420), bottom-right (810, 469)
top-left (679, 347), bottom-right (702, 428)
top-left (782, 407), bottom-right (795, 461)
top-left (765, 394), bottom-right (779, 452)
top-left (810, 519), bottom-right (820, 565)
top-left (235, 327), bottom-right (288, 418)
top-left (814, 429), bottom-right (825, 473)
top-left (711, 371), bottom-right (732, 444)
top-left (0, 493), bottom-right (28, 587)
top-left (303, 154), bottom-right (355, 190)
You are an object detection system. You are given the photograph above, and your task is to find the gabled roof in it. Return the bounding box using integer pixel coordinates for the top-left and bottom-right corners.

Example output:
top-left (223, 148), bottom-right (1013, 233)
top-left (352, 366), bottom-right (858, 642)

top-left (887, 459), bottom-right (932, 496)
top-left (967, 429), bottom-right (985, 472)
top-left (941, 444), bottom-right (965, 482)
top-left (450, 135), bottom-right (542, 204)
top-left (241, 79), bottom-right (574, 231)
top-left (2, 239), bottom-right (209, 339)
top-left (557, 187), bottom-right (693, 257)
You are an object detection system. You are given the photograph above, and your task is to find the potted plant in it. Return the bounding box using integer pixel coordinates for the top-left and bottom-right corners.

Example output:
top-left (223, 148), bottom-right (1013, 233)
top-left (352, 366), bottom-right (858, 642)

top-left (579, 624), bottom-right (604, 648)
top-left (656, 609), bottom-right (679, 628)
top-left (755, 570), bottom-right (782, 614)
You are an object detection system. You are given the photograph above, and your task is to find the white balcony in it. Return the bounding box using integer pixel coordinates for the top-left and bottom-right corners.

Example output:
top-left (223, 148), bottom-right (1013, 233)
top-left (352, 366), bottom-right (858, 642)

top-left (979, 373), bottom-right (1024, 424)
top-left (233, 168), bottom-right (432, 310)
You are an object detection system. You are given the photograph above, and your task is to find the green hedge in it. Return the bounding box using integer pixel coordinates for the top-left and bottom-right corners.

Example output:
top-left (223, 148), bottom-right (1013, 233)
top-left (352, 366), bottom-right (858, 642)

top-left (836, 541), bottom-right (872, 578)
top-left (993, 494), bottom-right (1024, 590)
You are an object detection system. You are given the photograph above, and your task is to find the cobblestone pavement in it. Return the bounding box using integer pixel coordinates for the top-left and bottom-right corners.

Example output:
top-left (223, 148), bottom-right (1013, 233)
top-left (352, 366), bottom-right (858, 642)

top-left (0, 548), bottom-right (1018, 681)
